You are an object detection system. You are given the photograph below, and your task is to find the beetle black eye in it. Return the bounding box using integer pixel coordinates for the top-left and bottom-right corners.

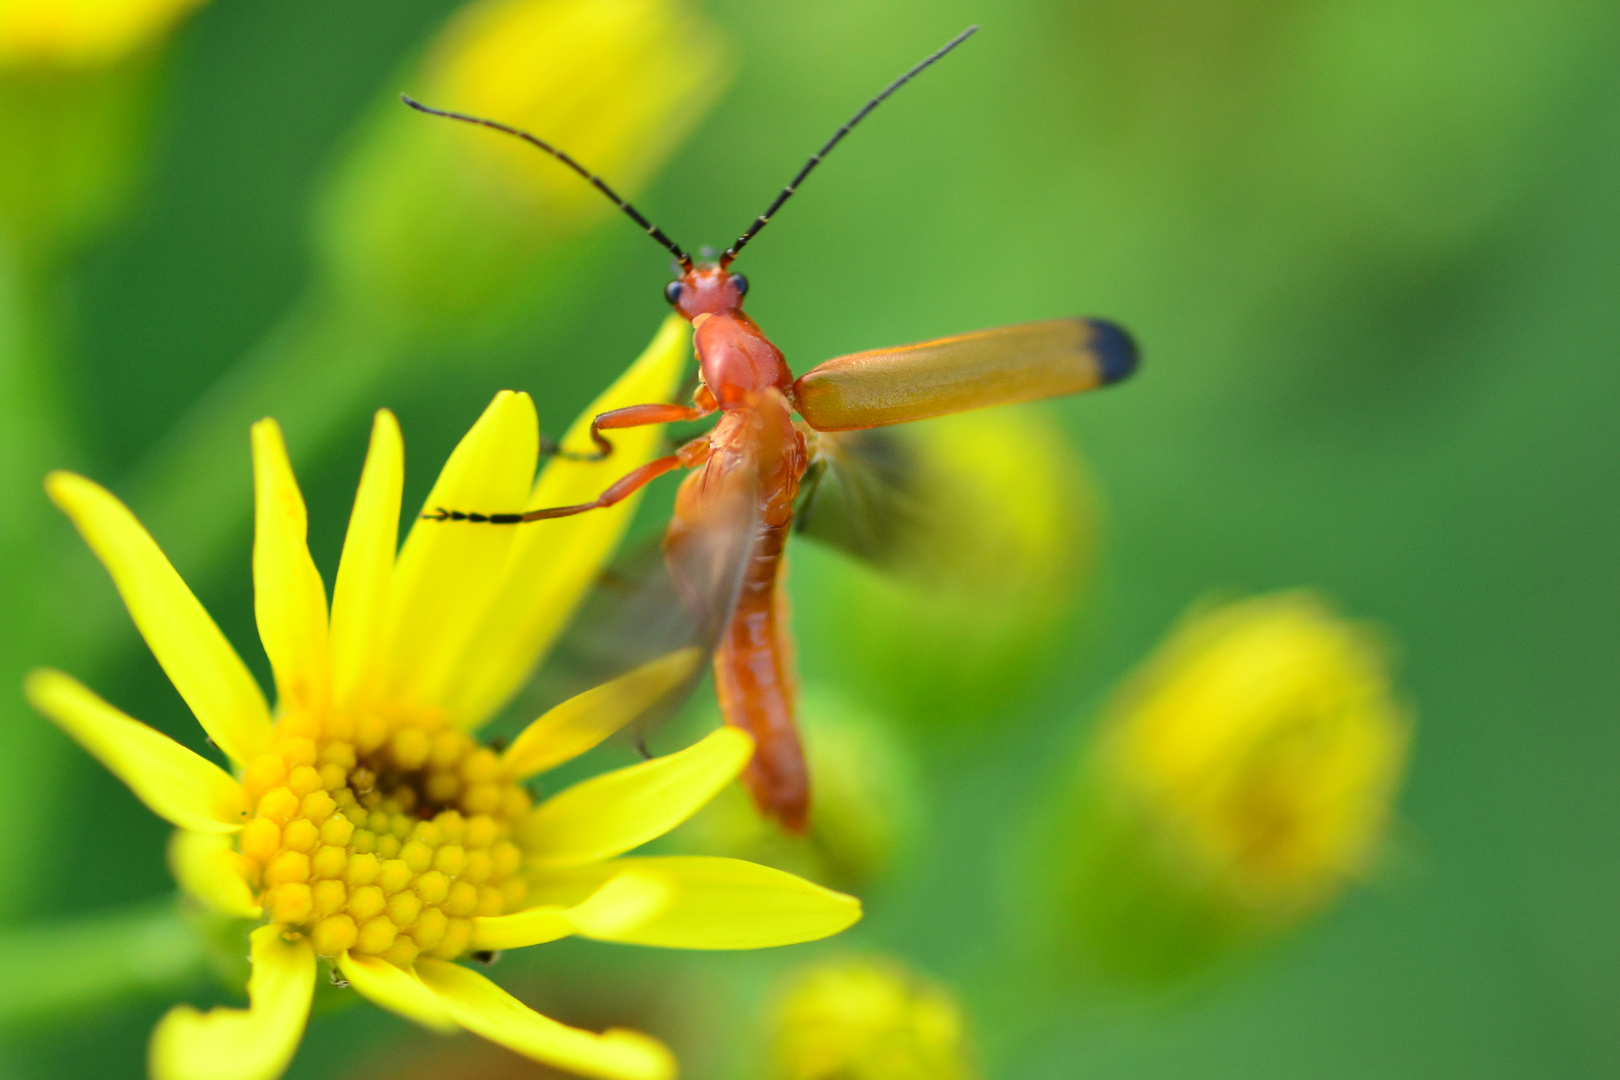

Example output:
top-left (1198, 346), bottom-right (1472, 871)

top-left (664, 281), bottom-right (683, 305)
top-left (730, 274), bottom-right (749, 296)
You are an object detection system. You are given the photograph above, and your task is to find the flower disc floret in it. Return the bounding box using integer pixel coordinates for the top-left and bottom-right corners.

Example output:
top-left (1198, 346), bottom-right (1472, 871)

top-left (237, 712), bottom-right (532, 965)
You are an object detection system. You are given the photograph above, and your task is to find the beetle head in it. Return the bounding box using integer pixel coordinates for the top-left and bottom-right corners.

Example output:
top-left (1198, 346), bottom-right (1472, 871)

top-left (664, 263), bottom-right (748, 321)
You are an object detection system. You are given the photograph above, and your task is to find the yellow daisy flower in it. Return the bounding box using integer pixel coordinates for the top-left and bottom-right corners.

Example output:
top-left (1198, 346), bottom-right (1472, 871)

top-left (24, 318), bottom-right (861, 1080)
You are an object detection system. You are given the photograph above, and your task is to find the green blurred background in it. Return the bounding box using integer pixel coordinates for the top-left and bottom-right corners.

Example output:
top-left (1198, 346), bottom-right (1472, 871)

top-left (2, 0), bottom-right (1617, 1077)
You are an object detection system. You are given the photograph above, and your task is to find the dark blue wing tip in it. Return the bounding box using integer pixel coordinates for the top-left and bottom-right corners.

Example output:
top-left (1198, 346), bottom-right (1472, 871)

top-left (1086, 319), bottom-right (1140, 384)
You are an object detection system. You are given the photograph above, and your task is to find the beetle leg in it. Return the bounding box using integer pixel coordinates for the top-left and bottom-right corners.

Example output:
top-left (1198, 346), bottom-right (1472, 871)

top-left (536, 401), bottom-right (717, 462)
top-left (424, 435), bottom-right (713, 524)
top-left (582, 401), bottom-right (716, 459)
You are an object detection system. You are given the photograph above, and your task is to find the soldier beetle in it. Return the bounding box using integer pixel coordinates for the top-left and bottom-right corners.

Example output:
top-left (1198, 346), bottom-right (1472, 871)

top-left (407, 25), bottom-right (1138, 832)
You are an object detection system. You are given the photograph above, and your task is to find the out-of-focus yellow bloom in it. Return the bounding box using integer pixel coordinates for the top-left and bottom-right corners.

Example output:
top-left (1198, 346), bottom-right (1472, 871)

top-left (674, 688), bottom-right (922, 894)
top-left (793, 405), bottom-right (1094, 727)
top-left (1029, 592), bottom-right (1410, 983)
top-left (767, 957), bottom-right (974, 1080)
top-left (0, 0), bottom-right (207, 69)
top-left (0, 0), bottom-right (209, 254)
top-left (1103, 593), bottom-right (1410, 916)
top-left (26, 319), bottom-right (860, 1080)
top-left (317, 0), bottom-right (726, 330)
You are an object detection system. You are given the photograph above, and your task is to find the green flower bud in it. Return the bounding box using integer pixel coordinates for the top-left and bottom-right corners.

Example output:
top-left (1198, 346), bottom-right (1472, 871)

top-left (766, 957), bottom-right (975, 1080)
top-left (0, 0), bottom-right (221, 256)
top-left (1024, 592), bottom-right (1411, 984)
top-left (0, 59), bottom-right (163, 259)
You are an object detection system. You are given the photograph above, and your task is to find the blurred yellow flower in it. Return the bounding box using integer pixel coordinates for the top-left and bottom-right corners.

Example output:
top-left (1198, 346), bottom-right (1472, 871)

top-left (0, 0), bottom-right (208, 68)
top-left (1102, 592), bottom-right (1410, 917)
top-left (423, 0), bottom-right (721, 212)
top-left (767, 957), bottom-right (974, 1080)
top-left (0, 0), bottom-right (205, 253)
top-left (1022, 592), bottom-right (1410, 985)
top-left (317, 0), bottom-right (726, 329)
top-left (26, 318), bottom-right (860, 1080)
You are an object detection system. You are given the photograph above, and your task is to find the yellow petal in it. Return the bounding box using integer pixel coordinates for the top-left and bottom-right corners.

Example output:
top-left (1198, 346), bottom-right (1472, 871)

top-left (472, 869), bottom-right (670, 951)
top-left (470, 906), bottom-right (575, 951)
top-left (382, 391), bottom-right (539, 713)
top-left (415, 959), bottom-right (674, 1080)
top-left (329, 410), bottom-right (404, 709)
top-left (251, 420), bottom-right (330, 714)
top-left (502, 648), bottom-right (702, 779)
top-left (440, 315), bottom-right (692, 727)
top-left (168, 830), bottom-right (261, 918)
top-left (529, 857), bottom-right (862, 950)
top-left (149, 925), bottom-right (315, 1080)
top-left (521, 727), bottom-right (752, 867)
top-left (45, 471), bottom-right (272, 764)
top-left (26, 669), bottom-right (247, 833)
top-left (338, 953), bottom-right (456, 1033)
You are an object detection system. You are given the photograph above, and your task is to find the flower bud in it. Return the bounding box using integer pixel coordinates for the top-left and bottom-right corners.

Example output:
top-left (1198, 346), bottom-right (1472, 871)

top-left (0, 18), bottom-right (183, 256)
top-left (793, 405), bottom-right (1095, 727)
top-left (0, 0), bottom-right (207, 69)
top-left (1025, 593), bottom-right (1411, 983)
top-left (673, 687), bottom-right (921, 894)
top-left (766, 956), bottom-right (974, 1080)
top-left (314, 0), bottom-right (726, 332)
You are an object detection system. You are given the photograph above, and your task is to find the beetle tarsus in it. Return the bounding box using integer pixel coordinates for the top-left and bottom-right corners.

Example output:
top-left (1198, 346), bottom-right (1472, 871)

top-left (538, 434), bottom-right (608, 463)
top-left (422, 507), bottom-right (531, 525)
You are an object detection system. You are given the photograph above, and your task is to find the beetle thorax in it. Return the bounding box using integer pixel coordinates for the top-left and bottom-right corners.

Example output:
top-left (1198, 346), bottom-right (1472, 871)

top-left (694, 311), bottom-right (793, 407)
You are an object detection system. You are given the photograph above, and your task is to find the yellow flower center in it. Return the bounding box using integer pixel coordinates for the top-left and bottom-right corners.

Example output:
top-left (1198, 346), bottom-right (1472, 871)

top-left (234, 710), bottom-right (532, 965)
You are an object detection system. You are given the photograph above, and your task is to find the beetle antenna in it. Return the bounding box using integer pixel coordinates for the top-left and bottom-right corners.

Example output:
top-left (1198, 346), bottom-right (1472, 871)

top-left (401, 95), bottom-right (692, 270)
top-left (719, 25), bottom-right (978, 269)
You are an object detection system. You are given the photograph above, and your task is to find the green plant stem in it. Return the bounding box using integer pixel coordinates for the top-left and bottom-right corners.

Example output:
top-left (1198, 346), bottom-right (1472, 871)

top-left (0, 53), bottom-right (170, 921)
top-left (0, 243), bottom-right (81, 920)
top-left (0, 897), bottom-right (205, 1029)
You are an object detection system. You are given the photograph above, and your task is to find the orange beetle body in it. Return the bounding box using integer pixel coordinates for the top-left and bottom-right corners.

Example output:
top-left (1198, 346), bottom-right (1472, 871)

top-left (673, 267), bottom-right (812, 828)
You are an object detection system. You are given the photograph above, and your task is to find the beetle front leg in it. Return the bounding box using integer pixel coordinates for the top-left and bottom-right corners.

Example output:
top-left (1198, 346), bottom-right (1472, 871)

top-left (583, 400), bottom-right (718, 460)
top-left (536, 398), bottom-right (718, 462)
top-left (425, 435), bottom-right (713, 524)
